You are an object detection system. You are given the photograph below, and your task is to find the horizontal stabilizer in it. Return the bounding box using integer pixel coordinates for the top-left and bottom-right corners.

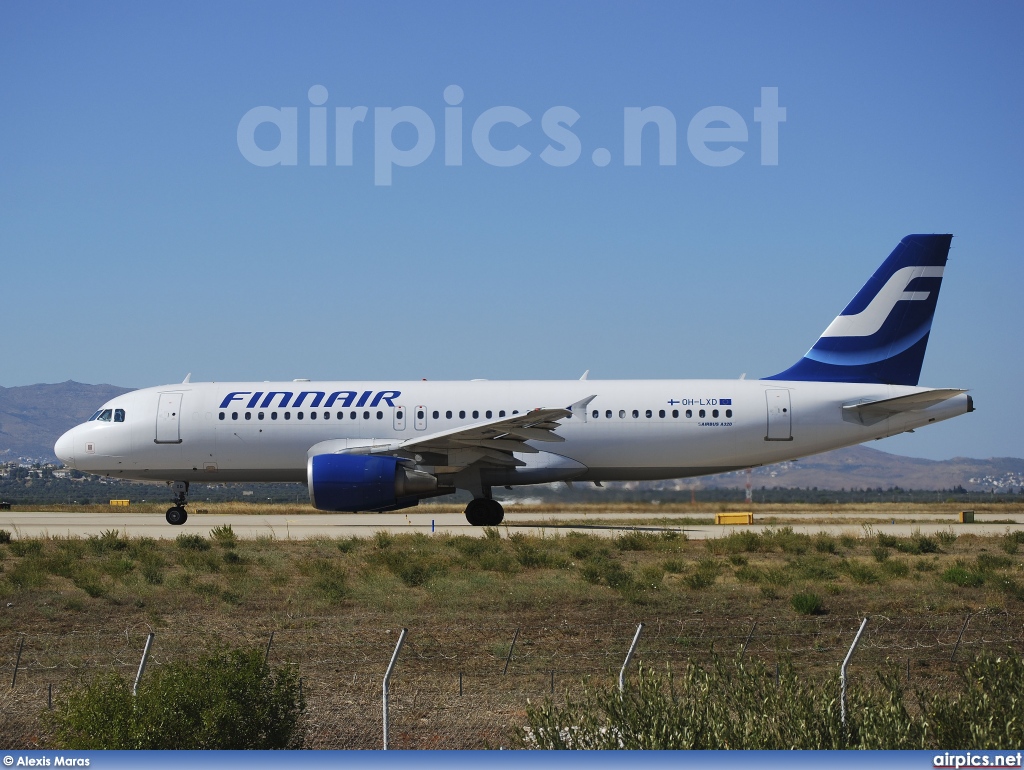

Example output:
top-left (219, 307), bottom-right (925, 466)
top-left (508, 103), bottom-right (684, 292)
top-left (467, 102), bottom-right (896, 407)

top-left (842, 389), bottom-right (967, 426)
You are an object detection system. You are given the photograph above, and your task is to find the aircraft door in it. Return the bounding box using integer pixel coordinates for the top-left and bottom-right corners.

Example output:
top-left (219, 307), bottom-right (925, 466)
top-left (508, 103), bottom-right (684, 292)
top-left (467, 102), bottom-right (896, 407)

top-left (155, 392), bottom-right (184, 444)
top-left (394, 406), bottom-right (407, 431)
top-left (765, 389), bottom-right (793, 441)
top-left (414, 406), bottom-right (427, 431)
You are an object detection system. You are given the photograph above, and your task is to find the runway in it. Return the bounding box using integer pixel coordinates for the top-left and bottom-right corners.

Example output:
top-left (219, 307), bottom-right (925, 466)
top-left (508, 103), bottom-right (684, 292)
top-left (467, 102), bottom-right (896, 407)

top-left (0, 510), bottom-right (1020, 540)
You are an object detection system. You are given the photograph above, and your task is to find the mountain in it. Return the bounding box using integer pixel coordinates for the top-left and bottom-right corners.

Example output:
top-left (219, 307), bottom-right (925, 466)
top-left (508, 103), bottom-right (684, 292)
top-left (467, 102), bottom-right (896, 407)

top-left (699, 445), bottom-right (1024, 493)
top-left (0, 381), bottom-right (133, 462)
top-left (0, 383), bottom-right (1019, 492)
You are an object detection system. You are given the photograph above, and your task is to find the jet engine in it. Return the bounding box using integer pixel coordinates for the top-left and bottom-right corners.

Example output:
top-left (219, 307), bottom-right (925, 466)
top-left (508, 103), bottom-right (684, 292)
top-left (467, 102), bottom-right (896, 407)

top-left (307, 453), bottom-right (437, 511)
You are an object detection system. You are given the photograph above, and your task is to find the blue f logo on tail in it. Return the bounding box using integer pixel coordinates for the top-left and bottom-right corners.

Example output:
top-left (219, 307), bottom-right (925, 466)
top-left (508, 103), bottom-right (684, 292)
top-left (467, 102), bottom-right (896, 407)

top-left (766, 234), bottom-right (953, 386)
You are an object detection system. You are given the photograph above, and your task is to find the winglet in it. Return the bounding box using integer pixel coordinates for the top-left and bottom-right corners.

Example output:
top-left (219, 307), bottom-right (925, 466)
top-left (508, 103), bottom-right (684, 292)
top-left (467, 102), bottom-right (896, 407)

top-left (567, 395), bottom-right (597, 422)
top-left (182, 373), bottom-right (192, 384)
top-left (580, 370), bottom-right (590, 381)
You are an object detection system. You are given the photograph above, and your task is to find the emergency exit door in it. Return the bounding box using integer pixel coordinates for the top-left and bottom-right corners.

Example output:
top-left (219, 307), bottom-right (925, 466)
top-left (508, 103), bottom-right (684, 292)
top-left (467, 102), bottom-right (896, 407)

top-left (155, 392), bottom-right (183, 444)
top-left (765, 389), bottom-right (793, 441)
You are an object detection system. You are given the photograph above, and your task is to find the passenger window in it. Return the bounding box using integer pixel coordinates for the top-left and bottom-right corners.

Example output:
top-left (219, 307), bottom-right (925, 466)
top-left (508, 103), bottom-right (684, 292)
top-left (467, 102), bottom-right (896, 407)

top-left (485, 410), bottom-right (492, 419)
top-left (658, 410), bottom-right (665, 418)
top-left (284, 412), bottom-right (291, 420)
top-left (592, 410), bottom-right (599, 418)
top-left (258, 412), bottom-right (265, 420)
top-left (350, 411), bottom-right (357, 420)
top-left (513, 410), bottom-right (519, 414)
top-left (97, 409), bottom-right (113, 422)
top-left (472, 410), bottom-right (479, 419)
top-left (459, 410), bottom-right (466, 419)
top-left (686, 409), bottom-right (693, 418)
top-left (446, 410), bottom-right (453, 419)
top-left (114, 409), bottom-right (125, 423)
top-left (699, 409), bottom-right (706, 418)
top-left (297, 412), bottom-right (304, 420)
top-left (712, 409), bottom-right (719, 418)
top-left (232, 412), bottom-right (238, 420)
top-left (363, 411), bottom-right (370, 420)
top-left (324, 411), bottom-right (330, 420)
top-left (271, 412), bottom-right (278, 420)
top-left (417, 410), bottom-right (424, 419)
top-left (219, 412), bottom-right (225, 421)
top-left (376, 411), bottom-right (383, 420)
top-left (397, 410), bottom-right (404, 420)
top-left (310, 412), bottom-right (317, 420)
top-left (499, 410), bottom-right (505, 417)
top-left (433, 411), bottom-right (439, 419)
top-left (245, 412), bottom-right (251, 420)
top-left (672, 409), bottom-right (679, 418)
top-left (619, 410), bottom-right (625, 418)
top-left (726, 409), bottom-right (733, 418)
top-left (606, 410), bottom-right (612, 419)
top-left (632, 410), bottom-right (639, 418)
top-left (337, 412), bottom-right (343, 420)
top-left (645, 409), bottom-right (652, 418)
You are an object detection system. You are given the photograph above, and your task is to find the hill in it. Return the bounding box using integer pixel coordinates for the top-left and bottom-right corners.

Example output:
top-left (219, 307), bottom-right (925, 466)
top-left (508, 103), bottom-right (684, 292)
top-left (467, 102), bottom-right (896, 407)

top-left (0, 381), bottom-right (133, 462)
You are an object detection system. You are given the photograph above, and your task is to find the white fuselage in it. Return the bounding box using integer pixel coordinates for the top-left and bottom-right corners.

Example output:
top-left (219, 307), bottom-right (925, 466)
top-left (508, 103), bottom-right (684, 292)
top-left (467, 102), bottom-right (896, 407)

top-left (55, 378), bottom-right (971, 486)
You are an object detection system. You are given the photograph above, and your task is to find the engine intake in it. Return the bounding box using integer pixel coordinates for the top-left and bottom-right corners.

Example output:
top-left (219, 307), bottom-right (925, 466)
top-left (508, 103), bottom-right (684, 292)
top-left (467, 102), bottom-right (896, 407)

top-left (307, 454), bottom-right (437, 512)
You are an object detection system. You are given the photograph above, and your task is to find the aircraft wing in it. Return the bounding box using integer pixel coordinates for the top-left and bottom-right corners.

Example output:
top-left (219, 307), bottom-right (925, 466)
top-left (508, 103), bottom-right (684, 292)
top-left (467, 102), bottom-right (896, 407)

top-left (842, 388), bottom-right (967, 427)
top-left (322, 396), bottom-right (595, 470)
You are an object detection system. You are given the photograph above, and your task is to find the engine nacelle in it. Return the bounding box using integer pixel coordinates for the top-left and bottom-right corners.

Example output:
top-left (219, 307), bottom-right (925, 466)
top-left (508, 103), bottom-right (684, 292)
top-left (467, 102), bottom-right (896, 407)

top-left (307, 453), bottom-right (437, 512)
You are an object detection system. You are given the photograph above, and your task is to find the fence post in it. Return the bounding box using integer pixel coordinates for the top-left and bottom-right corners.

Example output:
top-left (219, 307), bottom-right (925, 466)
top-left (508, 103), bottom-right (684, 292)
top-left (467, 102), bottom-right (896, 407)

top-left (503, 627), bottom-right (520, 675)
top-left (264, 631), bottom-right (275, 665)
top-left (950, 613), bottom-right (971, 662)
top-left (11, 634), bottom-right (24, 688)
top-left (619, 623), bottom-right (644, 693)
top-left (133, 632), bottom-right (155, 696)
top-left (740, 621), bottom-right (757, 660)
top-left (840, 618), bottom-right (868, 726)
top-left (383, 628), bottom-right (407, 751)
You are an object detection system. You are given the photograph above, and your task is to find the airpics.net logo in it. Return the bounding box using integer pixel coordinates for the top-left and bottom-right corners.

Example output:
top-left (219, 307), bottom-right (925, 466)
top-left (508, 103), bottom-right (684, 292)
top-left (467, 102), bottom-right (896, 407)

top-left (236, 85), bottom-right (786, 186)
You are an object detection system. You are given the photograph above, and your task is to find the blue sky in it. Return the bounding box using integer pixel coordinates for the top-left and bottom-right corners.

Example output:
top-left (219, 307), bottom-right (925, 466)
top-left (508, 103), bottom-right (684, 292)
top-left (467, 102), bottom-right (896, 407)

top-left (1, 1), bottom-right (1021, 460)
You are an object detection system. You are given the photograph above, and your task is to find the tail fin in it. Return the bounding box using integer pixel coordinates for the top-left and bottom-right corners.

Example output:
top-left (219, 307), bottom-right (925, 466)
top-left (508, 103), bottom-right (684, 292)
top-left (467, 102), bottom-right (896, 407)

top-left (765, 234), bottom-right (952, 386)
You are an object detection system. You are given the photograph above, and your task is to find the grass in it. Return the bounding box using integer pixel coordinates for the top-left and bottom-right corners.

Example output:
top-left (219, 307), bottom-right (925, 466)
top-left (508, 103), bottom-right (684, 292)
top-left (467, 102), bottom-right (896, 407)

top-left (0, 503), bottom-right (1023, 748)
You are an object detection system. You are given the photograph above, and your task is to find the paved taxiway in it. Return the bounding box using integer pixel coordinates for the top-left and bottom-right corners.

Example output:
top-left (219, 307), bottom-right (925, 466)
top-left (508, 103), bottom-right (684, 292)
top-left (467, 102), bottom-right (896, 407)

top-left (0, 510), bottom-right (1019, 540)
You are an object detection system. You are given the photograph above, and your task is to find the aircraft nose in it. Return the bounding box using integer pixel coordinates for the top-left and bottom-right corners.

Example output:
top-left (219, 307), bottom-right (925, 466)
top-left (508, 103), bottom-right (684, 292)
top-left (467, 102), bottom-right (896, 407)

top-left (55, 429), bottom-right (76, 468)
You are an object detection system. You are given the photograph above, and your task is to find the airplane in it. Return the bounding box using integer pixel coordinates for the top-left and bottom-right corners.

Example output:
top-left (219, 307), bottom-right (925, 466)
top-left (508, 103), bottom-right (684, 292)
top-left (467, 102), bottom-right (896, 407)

top-left (54, 234), bottom-right (972, 527)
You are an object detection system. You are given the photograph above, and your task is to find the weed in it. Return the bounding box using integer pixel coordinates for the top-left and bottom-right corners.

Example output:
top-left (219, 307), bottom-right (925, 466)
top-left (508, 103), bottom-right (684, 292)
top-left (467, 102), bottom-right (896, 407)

top-left (814, 534), bottom-right (839, 554)
top-left (176, 533), bottom-right (211, 551)
top-left (374, 531), bottom-right (394, 550)
top-left (935, 528), bottom-right (958, 547)
top-left (728, 554), bottom-right (748, 566)
top-left (791, 591), bottom-right (824, 615)
top-left (941, 564), bottom-right (984, 588)
top-left (841, 560), bottom-right (881, 585)
top-left (0, 530), bottom-right (10, 544)
top-left (10, 539), bottom-right (43, 557)
top-left (683, 557), bottom-right (722, 590)
top-left (872, 546), bottom-right (891, 563)
top-left (482, 527), bottom-right (501, 541)
top-left (881, 559), bottom-right (909, 578)
top-left (209, 525), bottom-right (237, 548)
top-left (662, 558), bottom-right (686, 574)
top-left (615, 532), bottom-right (656, 551)
top-left (839, 534), bottom-right (859, 549)
top-left (1000, 536), bottom-right (1019, 555)
top-left (336, 537), bottom-right (362, 554)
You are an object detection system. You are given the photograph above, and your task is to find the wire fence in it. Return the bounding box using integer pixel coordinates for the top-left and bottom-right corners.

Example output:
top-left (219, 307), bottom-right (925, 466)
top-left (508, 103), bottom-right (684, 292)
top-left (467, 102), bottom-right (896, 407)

top-left (2, 611), bottom-right (1022, 749)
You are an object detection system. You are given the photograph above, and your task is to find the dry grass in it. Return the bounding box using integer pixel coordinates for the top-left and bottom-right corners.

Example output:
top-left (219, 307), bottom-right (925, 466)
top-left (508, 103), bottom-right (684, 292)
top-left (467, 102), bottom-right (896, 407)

top-left (0, 507), bottom-right (1023, 749)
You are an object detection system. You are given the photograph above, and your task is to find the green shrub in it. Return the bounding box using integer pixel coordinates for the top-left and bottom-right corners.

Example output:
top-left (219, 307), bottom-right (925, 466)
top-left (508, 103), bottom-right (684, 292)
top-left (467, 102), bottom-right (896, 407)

top-left (87, 530), bottom-right (128, 555)
top-left (521, 652), bottom-right (1024, 749)
top-left (871, 546), bottom-right (890, 563)
top-left (791, 591), bottom-right (824, 615)
top-left (176, 533), bottom-right (211, 551)
top-left (941, 564), bottom-right (985, 588)
top-left (47, 647), bottom-right (305, 749)
top-left (814, 534), bottom-right (839, 554)
top-left (0, 529), bottom-right (11, 544)
top-left (9, 539), bottom-right (43, 557)
top-left (683, 557), bottom-right (721, 590)
top-left (209, 525), bottom-right (237, 549)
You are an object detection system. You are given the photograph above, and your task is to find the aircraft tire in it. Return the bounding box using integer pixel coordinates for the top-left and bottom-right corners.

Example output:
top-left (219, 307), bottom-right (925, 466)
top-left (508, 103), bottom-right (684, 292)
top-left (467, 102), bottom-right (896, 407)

top-left (165, 506), bottom-right (188, 526)
top-left (464, 498), bottom-right (504, 526)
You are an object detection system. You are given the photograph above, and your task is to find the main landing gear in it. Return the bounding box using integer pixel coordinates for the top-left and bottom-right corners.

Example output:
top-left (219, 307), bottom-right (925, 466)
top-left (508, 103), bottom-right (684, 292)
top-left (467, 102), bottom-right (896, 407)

top-left (166, 481), bottom-right (189, 526)
top-left (465, 498), bottom-right (504, 526)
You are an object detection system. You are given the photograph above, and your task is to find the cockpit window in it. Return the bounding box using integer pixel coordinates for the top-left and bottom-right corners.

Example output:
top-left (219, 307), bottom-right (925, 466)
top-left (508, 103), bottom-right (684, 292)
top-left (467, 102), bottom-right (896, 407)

top-left (96, 409), bottom-right (113, 422)
top-left (114, 409), bottom-right (126, 423)
top-left (88, 410), bottom-right (102, 421)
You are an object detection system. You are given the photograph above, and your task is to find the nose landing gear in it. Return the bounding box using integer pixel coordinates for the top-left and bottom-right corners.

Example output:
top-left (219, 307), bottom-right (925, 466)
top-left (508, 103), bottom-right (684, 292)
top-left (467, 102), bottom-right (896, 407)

top-left (165, 481), bottom-right (189, 526)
